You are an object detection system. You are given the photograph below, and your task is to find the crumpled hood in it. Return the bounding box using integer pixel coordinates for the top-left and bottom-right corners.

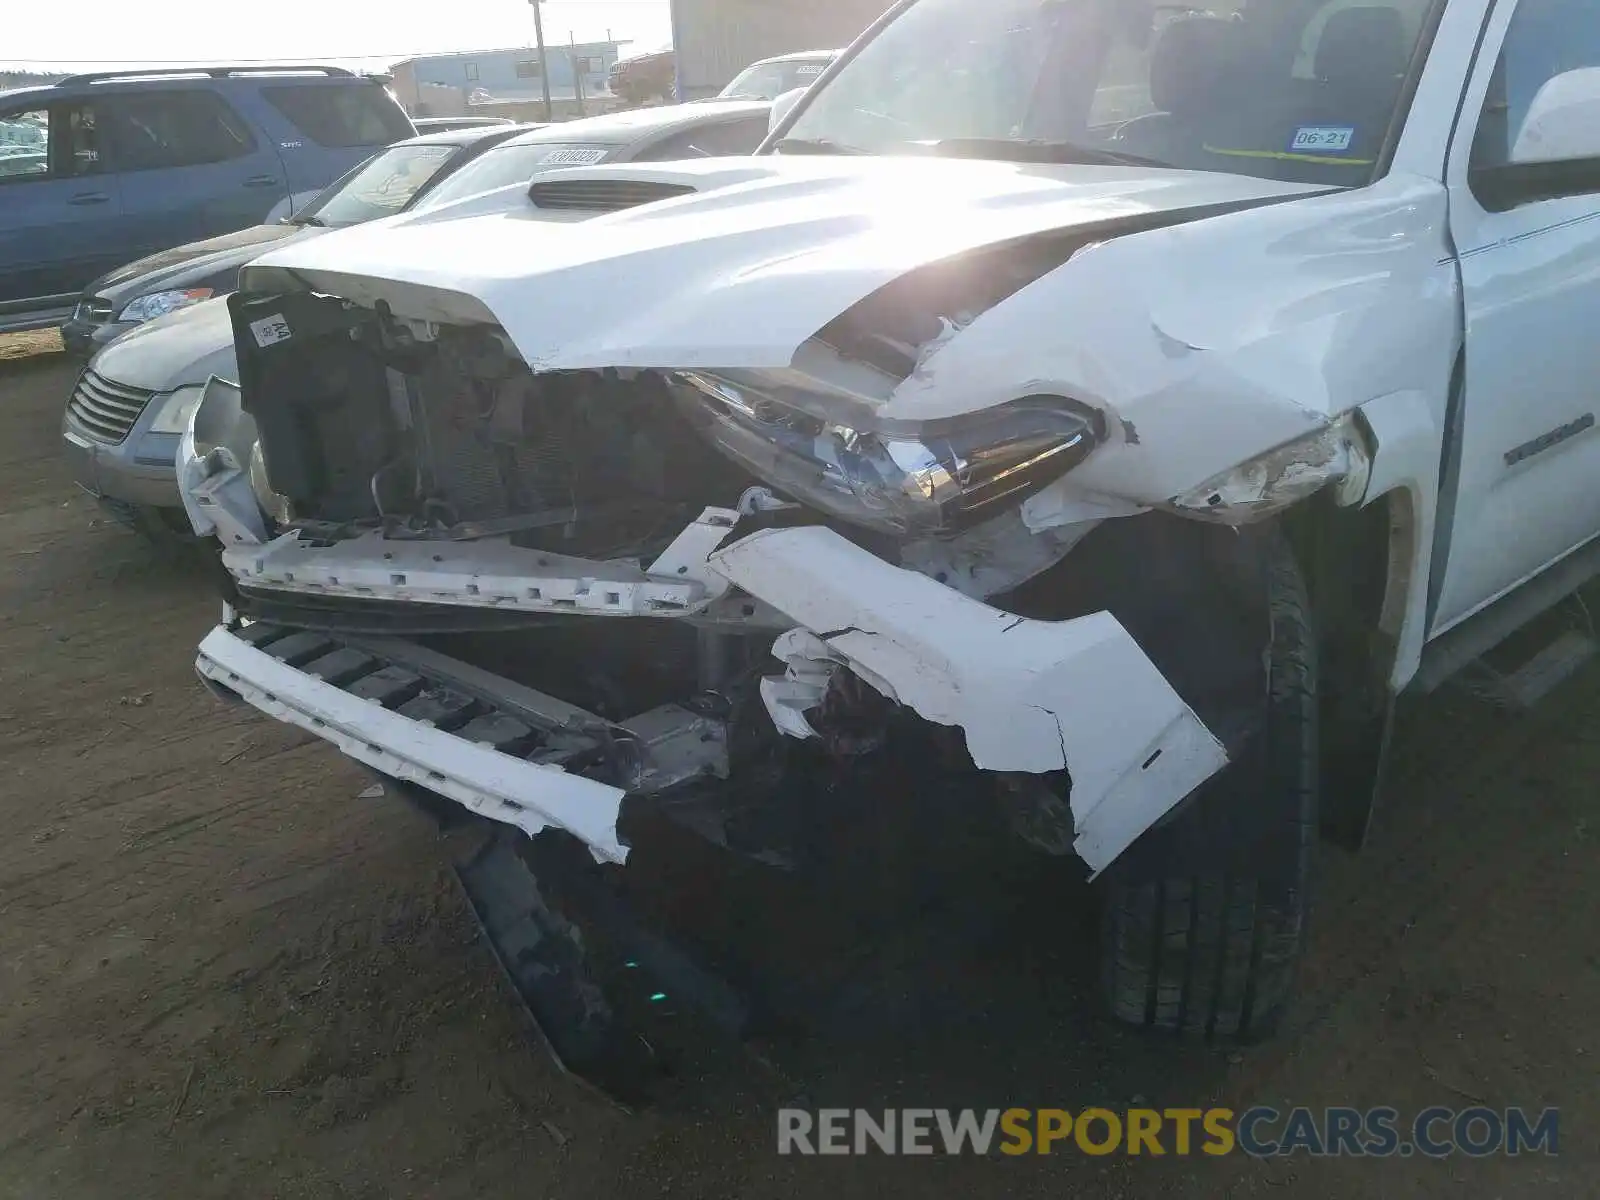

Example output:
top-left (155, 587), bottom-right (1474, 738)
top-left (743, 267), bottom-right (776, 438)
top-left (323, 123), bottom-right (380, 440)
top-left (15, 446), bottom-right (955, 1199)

top-left (90, 224), bottom-right (316, 306)
top-left (91, 295), bottom-right (240, 393)
top-left (240, 156), bottom-right (1323, 373)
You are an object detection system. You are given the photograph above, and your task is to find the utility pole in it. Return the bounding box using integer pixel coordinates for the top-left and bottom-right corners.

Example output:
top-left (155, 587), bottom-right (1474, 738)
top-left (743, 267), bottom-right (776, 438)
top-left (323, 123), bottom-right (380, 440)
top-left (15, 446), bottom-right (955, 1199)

top-left (668, 0), bottom-right (684, 102)
top-left (570, 31), bottom-right (586, 117)
top-left (529, 0), bottom-right (554, 121)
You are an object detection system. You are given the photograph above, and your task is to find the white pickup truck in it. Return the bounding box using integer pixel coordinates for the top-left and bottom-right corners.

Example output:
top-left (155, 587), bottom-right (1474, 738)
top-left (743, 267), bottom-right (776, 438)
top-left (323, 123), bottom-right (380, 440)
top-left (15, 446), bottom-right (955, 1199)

top-left (178, 0), bottom-right (1600, 1088)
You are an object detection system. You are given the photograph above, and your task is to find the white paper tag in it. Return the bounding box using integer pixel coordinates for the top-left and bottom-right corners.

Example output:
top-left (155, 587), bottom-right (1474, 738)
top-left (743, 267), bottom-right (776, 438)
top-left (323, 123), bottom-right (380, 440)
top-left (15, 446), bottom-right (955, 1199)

top-left (795, 64), bottom-right (825, 77)
top-left (541, 147), bottom-right (608, 166)
top-left (249, 314), bottom-right (292, 348)
top-left (1289, 126), bottom-right (1355, 153)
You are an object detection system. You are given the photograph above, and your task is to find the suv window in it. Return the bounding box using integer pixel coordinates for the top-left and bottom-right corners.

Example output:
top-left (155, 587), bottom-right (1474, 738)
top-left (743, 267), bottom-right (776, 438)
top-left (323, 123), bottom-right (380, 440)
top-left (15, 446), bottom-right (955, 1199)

top-left (0, 109), bottom-right (51, 181)
top-left (1471, 0), bottom-right (1600, 173)
top-left (0, 104), bottom-right (103, 183)
top-left (263, 84), bottom-right (414, 147)
top-left (109, 91), bottom-right (257, 171)
top-left (635, 117), bottom-right (768, 161)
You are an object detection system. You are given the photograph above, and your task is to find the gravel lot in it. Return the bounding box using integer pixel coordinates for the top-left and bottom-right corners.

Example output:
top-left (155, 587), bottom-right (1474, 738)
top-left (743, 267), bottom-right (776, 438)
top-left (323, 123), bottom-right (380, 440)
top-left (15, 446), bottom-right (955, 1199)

top-left (1, 336), bottom-right (1594, 1198)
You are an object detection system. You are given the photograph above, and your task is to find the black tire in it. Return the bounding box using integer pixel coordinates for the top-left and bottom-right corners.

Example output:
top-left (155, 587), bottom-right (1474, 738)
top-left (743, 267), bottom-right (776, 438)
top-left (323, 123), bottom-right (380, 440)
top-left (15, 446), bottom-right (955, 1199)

top-left (1099, 529), bottom-right (1317, 1041)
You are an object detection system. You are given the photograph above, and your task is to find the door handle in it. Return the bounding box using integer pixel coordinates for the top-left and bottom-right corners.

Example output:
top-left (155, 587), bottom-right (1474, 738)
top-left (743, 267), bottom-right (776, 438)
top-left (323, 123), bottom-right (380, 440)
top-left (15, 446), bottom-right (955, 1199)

top-left (242, 175), bottom-right (281, 189)
top-left (69, 192), bottom-right (111, 205)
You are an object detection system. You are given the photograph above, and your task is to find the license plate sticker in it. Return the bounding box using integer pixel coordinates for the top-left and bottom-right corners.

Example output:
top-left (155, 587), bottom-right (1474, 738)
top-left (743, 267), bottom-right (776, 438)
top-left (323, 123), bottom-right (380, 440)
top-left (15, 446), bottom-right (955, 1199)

top-left (542, 147), bottom-right (608, 166)
top-left (1289, 125), bottom-right (1355, 153)
top-left (249, 314), bottom-right (292, 348)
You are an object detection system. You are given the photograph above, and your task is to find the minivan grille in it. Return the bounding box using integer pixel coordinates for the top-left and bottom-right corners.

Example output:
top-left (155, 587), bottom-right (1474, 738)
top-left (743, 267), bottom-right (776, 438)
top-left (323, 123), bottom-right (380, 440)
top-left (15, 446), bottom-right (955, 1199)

top-left (528, 178), bottom-right (695, 212)
top-left (66, 369), bottom-right (155, 444)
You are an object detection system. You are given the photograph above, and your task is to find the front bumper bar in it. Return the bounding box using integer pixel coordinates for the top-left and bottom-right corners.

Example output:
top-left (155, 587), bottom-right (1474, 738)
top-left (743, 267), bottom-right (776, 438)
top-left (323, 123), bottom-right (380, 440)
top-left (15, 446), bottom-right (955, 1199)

top-left (196, 624), bottom-right (734, 864)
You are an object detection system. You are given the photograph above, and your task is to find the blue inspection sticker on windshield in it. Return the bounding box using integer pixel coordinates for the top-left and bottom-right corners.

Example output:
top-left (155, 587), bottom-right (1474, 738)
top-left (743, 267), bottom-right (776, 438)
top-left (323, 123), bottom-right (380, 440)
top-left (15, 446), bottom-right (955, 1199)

top-left (1289, 126), bottom-right (1355, 153)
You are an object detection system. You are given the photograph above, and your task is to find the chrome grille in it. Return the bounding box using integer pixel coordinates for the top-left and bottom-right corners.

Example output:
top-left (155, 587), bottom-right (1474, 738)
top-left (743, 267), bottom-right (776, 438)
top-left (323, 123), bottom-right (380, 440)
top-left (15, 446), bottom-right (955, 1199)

top-left (66, 369), bottom-right (155, 444)
top-left (528, 178), bottom-right (695, 212)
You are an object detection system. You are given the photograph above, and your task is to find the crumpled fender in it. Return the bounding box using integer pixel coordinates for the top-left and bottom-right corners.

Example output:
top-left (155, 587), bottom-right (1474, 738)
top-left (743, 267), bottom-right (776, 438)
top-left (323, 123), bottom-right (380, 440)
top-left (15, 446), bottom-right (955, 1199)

top-left (710, 525), bottom-right (1229, 873)
top-left (179, 376), bottom-right (266, 547)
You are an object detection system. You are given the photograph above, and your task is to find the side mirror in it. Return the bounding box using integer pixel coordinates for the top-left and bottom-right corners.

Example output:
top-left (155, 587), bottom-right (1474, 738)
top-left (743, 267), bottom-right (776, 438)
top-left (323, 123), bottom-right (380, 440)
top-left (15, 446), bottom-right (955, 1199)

top-left (1511, 67), bottom-right (1600, 164)
top-left (769, 87), bottom-right (806, 134)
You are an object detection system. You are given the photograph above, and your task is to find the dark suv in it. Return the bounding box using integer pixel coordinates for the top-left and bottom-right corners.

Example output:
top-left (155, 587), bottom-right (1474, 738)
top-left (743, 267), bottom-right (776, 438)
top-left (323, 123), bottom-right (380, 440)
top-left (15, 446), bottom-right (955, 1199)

top-left (0, 65), bottom-right (414, 335)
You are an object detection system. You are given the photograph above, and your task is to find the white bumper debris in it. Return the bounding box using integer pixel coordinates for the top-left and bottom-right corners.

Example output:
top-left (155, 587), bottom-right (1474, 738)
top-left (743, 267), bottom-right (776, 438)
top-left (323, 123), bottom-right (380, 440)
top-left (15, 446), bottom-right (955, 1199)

top-left (179, 435), bottom-right (266, 547)
top-left (195, 625), bottom-right (631, 862)
top-left (222, 508), bottom-right (743, 617)
top-left (712, 526), bottom-right (1229, 873)
top-left (196, 515), bottom-right (1227, 874)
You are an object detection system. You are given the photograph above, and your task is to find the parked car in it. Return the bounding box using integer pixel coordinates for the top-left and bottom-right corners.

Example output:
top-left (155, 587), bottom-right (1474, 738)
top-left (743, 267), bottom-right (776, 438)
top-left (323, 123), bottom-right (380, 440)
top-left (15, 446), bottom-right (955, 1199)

top-left (63, 104), bottom-right (770, 535)
top-left (713, 49), bottom-right (840, 101)
top-left (0, 149), bottom-right (48, 178)
top-left (61, 125), bottom-right (534, 533)
top-left (609, 48), bottom-right (676, 105)
top-left (0, 65), bottom-right (414, 336)
top-left (411, 116), bottom-right (520, 134)
top-left (60, 123), bottom-right (532, 358)
top-left (175, 0), bottom-right (1598, 1099)
top-left (406, 100), bottom-right (773, 212)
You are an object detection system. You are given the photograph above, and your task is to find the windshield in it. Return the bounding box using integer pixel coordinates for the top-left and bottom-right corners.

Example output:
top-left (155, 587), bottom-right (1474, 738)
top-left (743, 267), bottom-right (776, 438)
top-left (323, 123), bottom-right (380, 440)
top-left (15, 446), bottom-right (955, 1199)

top-left (411, 142), bottom-right (613, 210)
top-left (719, 58), bottom-right (831, 100)
top-left (299, 143), bottom-right (460, 226)
top-left (780, 0), bottom-right (1440, 185)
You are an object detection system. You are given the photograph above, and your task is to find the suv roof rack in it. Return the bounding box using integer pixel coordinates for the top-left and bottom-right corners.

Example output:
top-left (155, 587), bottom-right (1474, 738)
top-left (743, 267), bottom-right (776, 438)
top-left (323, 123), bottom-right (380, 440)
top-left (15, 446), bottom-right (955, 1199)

top-left (56, 65), bottom-right (357, 86)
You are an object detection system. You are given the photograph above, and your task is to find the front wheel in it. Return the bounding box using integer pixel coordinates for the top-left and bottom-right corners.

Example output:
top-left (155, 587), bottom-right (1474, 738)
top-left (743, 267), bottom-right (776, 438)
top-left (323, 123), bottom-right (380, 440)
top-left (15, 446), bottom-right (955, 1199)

top-left (1098, 531), bottom-right (1317, 1040)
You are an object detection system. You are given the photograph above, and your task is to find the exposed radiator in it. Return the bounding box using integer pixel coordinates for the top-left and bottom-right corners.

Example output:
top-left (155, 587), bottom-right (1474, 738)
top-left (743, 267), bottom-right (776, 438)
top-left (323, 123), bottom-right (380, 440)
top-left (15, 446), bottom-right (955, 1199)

top-left (415, 364), bottom-right (573, 522)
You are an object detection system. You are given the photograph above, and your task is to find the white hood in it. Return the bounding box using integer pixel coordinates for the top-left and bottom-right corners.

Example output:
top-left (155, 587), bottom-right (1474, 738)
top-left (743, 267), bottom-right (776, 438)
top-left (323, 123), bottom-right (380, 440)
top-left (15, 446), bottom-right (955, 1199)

top-left (240, 156), bottom-right (1322, 373)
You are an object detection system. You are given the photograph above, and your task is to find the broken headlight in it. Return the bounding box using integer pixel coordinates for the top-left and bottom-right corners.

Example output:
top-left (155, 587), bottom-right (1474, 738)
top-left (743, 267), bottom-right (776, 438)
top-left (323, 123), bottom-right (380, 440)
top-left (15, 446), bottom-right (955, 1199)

top-left (674, 372), bottom-right (1098, 536)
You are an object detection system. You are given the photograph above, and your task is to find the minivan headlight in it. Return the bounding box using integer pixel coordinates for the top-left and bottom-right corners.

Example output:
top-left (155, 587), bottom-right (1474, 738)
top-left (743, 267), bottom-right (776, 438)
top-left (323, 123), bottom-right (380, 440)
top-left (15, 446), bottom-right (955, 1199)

top-left (148, 384), bottom-right (207, 434)
top-left (121, 288), bottom-right (213, 324)
top-left (674, 372), bottom-right (1098, 536)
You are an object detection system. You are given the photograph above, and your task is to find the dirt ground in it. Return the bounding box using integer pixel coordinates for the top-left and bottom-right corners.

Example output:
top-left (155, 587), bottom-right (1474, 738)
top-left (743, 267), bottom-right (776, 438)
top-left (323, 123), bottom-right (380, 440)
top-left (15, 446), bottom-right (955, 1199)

top-left (0, 338), bottom-right (1594, 1199)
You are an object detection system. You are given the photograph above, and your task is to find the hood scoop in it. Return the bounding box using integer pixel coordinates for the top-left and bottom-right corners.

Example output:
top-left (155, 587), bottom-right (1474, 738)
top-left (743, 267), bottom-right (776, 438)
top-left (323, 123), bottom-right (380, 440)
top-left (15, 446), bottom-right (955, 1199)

top-left (529, 177), bottom-right (697, 213)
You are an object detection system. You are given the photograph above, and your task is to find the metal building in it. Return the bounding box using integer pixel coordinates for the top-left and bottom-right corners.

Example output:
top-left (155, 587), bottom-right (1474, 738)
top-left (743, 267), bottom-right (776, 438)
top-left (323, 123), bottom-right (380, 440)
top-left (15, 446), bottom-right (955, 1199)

top-left (392, 42), bottom-right (624, 119)
top-left (670, 0), bottom-right (894, 98)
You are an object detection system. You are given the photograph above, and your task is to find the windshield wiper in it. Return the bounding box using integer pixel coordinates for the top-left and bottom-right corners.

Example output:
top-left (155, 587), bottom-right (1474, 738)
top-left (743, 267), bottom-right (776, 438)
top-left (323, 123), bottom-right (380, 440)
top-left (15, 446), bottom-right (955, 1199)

top-left (920, 138), bottom-right (1173, 169)
top-left (773, 136), bottom-right (866, 156)
top-left (291, 214), bottom-right (327, 227)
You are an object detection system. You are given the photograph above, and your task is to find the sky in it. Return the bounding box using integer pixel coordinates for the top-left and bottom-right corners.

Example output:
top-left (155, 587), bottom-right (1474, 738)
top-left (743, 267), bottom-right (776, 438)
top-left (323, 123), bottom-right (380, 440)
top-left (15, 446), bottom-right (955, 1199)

top-left (1, 0), bottom-right (675, 70)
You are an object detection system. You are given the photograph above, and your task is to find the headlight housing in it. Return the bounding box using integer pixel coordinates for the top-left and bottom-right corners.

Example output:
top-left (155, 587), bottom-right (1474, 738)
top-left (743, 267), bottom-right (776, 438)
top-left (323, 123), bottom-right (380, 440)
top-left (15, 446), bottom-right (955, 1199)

top-left (147, 384), bottom-right (206, 435)
top-left (674, 372), bottom-right (1098, 536)
top-left (120, 288), bottom-right (214, 324)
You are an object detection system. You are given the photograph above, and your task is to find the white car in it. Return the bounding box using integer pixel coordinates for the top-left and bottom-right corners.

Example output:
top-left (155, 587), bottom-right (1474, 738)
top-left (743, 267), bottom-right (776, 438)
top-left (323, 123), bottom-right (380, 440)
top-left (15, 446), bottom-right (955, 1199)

top-left (713, 49), bottom-right (839, 101)
top-left (178, 0), bottom-right (1600, 1089)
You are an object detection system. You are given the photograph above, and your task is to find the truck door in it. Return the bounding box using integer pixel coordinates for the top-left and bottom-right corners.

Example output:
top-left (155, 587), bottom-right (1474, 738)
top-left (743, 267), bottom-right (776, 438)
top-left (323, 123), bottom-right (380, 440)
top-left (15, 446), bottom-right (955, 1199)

top-left (1433, 0), bottom-right (1600, 633)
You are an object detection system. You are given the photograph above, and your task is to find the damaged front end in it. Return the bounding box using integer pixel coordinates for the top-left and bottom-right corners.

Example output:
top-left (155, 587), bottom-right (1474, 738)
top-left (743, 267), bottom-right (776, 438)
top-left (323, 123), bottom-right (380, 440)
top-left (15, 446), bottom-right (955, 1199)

top-left (180, 232), bottom-right (1360, 1094)
top-left (193, 283), bottom-right (1238, 860)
